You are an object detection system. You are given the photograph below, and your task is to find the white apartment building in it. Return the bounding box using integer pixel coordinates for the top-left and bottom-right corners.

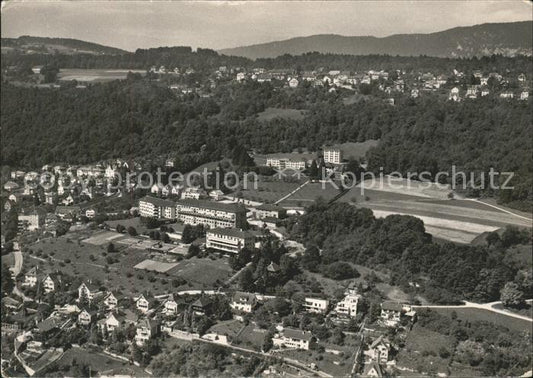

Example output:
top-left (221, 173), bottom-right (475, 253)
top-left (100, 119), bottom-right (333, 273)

top-left (206, 228), bottom-right (254, 253)
top-left (23, 267), bottom-right (38, 287)
top-left (266, 158), bottom-right (306, 170)
top-left (176, 199), bottom-right (247, 229)
top-left (18, 210), bottom-right (44, 231)
top-left (323, 147), bottom-right (343, 164)
top-left (139, 196), bottom-right (176, 219)
top-left (304, 297), bottom-right (329, 314)
top-left (334, 293), bottom-right (360, 318)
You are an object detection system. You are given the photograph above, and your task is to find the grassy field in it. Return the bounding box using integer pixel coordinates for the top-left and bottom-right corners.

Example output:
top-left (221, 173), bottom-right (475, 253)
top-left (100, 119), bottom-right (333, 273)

top-left (58, 68), bottom-right (145, 82)
top-left (25, 231), bottom-right (233, 295)
top-left (335, 179), bottom-right (531, 243)
top-left (429, 307), bottom-right (531, 333)
top-left (57, 346), bottom-right (145, 376)
top-left (166, 256), bottom-right (232, 288)
top-left (256, 107), bottom-right (306, 121)
top-left (395, 325), bottom-right (455, 376)
top-left (279, 182), bottom-right (340, 207)
top-left (237, 178), bottom-right (303, 204)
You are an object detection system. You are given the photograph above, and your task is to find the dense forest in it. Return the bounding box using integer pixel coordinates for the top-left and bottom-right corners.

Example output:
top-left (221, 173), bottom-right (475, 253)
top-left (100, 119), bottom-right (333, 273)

top-left (2, 73), bottom-right (531, 208)
top-left (287, 201), bottom-right (532, 304)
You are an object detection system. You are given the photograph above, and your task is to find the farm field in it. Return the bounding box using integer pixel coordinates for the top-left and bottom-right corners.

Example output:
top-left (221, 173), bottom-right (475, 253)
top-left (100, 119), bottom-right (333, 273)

top-left (256, 107), bottom-right (306, 121)
top-left (336, 179), bottom-right (532, 244)
top-left (57, 68), bottom-right (145, 82)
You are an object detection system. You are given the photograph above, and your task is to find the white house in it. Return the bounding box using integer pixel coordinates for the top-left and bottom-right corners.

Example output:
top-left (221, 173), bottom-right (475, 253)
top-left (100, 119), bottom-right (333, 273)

top-left (23, 267), bottom-right (38, 288)
top-left (78, 282), bottom-right (102, 303)
top-left (103, 292), bottom-right (118, 310)
top-left (500, 91), bottom-right (514, 99)
top-left (304, 298), bottom-right (329, 314)
top-left (366, 335), bottom-right (390, 365)
top-left (323, 147), bottom-right (343, 164)
top-left (77, 309), bottom-right (95, 326)
top-left (135, 318), bottom-right (159, 346)
top-left (288, 78), bottom-right (299, 88)
top-left (42, 274), bottom-right (60, 294)
top-left (520, 90), bottom-right (529, 100)
top-left (136, 294), bottom-right (152, 313)
top-left (449, 87), bottom-right (460, 102)
top-left (334, 292), bottom-right (360, 318)
top-left (162, 294), bottom-right (178, 316)
top-left (272, 328), bottom-right (313, 350)
top-left (230, 292), bottom-right (257, 313)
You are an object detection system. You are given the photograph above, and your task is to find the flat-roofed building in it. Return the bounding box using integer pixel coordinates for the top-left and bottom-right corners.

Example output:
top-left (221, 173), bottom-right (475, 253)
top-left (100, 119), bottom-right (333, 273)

top-left (304, 297), bottom-right (329, 314)
top-left (176, 199), bottom-right (247, 228)
top-left (255, 204), bottom-right (287, 219)
top-left (139, 196), bottom-right (176, 219)
top-left (206, 228), bottom-right (254, 253)
top-left (323, 147), bottom-right (343, 164)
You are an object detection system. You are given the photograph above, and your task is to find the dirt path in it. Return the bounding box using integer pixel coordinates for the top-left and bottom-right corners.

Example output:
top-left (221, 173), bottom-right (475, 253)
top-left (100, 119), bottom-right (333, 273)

top-left (466, 199), bottom-right (533, 222)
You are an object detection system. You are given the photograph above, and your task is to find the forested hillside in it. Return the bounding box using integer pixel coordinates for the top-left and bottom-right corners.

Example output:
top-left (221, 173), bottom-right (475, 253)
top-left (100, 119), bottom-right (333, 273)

top-left (287, 201), bottom-right (532, 304)
top-left (2, 77), bottom-right (531, 209)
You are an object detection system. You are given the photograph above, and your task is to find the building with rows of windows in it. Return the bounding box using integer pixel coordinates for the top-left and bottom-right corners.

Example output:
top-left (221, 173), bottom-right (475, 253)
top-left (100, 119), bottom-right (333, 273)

top-left (175, 199), bottom-right (247, 228)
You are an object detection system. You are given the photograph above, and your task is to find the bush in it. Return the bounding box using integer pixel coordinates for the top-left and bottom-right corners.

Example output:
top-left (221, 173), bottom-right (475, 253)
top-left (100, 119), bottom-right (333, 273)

top-left (323, 262), bottom-right (359, 280)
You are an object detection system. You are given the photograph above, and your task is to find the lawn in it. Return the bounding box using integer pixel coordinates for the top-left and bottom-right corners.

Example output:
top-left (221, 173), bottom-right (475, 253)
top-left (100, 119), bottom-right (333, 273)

top-left (256, 107), bottom-right (306, 121)
top-left (233, 324), bottom-right (266, 351)
top-left (236, 178), bottom-right (303, 204)
top-left (57, 346), bottom-right (145, 376)
top-left (166, 256), bottom-right (233, 288)
top-left (429, 307), bottom-right (531, 333)
top-left (395, 325), bottom-right (454, 376)
top-left (278, 182), bottom-right (340, 207)
top-left (23, 231), bottom-right (187, 297)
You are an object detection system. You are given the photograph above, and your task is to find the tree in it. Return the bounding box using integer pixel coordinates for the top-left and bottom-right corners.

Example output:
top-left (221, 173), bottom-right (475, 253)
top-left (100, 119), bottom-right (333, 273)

top-left (107, 242), bottom-right (116, 253)
top-left (239, 267), bottom-right (255, 292)
top-left (186, 244), bottom-right (200, 258)
top-left (500, 282), bottom-right (525, 308)
top-left (127, 226), bottom-right (137, 236)
top-left (301, 245), bottom-right (321, 272)
top-left (1, 264), bottom-right (14, 296)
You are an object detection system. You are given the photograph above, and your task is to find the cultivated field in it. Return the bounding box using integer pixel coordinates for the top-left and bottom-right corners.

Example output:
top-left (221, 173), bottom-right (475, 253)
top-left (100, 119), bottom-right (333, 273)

top-left (256, 107), bottom-right (306, 121)
top-left (57, 68), bottom-right (145, 82)
top-left (336, 178), bottom-right (532, 244)
top-left (278, 182), bottom-right (341, 207)
top-left (166, 256), bottom-right (233, 288)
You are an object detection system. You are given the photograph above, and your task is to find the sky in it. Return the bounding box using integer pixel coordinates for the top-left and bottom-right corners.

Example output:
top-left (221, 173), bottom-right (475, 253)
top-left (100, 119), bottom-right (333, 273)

top-left (1, 1), bottom-right (531, 51)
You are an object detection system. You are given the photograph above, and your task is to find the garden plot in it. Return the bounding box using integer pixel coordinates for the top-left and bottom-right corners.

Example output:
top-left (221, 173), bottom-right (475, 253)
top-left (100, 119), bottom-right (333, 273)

top-left (134, 259), bottom-right (178, 273)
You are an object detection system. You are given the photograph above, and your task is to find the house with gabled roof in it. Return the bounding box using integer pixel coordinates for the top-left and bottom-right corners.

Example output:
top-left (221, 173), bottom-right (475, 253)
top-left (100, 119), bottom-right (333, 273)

top-left (42, 273), bottom-right (61, 294)
top-left (135, 318), bottom-right (159, 346)
top-left (272, 327), bottom-right (314, 350)
top-left (136, 294), bottom-right (153, 313)
top-left (103, 291), bottom-right (118, 310)
top-left (77, 309), bottom-right (97, 326)
top-left (191, 297), bottom-right (212, 316)
top-left (363, 361), bottom-right (384, 377)
top-left (230, 292), bottom-right (257, 313)
top-left (366, 335), bottom-right (390, 364)
top-left (162, 294), bottom-right (178, 315)
top-left (78, 282), bottom-right (102, 303)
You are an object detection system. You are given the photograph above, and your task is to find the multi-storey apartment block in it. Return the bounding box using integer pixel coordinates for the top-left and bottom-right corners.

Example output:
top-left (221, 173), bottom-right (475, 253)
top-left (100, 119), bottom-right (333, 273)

top-left (176, 199), bottom-right (247, 228)
top-left (139, 196), bottom-right (176, 219)
top-left (206, 228), bottom-right (255, 253)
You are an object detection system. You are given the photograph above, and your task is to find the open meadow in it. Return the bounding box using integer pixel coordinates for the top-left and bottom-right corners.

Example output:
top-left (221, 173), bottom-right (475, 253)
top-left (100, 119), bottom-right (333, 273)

top-left (57, 68), bottom-right (145, 82)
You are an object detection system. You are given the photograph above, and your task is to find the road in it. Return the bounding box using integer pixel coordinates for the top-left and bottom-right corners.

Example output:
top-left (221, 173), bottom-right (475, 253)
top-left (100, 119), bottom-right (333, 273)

top-left (466, 198), bottom-right (532, 222)
top-left (413, 300), bottom-right (532, 322)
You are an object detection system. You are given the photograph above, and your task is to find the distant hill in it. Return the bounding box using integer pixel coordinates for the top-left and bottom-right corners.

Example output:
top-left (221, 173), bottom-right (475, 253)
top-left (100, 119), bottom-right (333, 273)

top-left (220, 21), bottom-right (533, 59)
top-left (1, 36), bottom-right (127, 55)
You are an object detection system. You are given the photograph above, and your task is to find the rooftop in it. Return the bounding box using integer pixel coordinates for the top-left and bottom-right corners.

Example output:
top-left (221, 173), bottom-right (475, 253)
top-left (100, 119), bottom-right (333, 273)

top-left (177, 199), bottom-right (247, 213)
top-left (140, 196), bottom-right (175, 208)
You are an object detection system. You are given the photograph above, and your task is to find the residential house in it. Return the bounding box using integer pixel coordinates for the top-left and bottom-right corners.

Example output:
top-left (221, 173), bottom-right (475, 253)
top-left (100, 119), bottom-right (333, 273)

top-left (162, 294), bottom-right (178, 316)
top-left (334, 292), bottom-right (360, 318)
top-left (500, 91), bottom-right (514, 99)
top-left (98, 312), bottom-right (122, 334)
top-left (32, 66), bottom-right (43, 74)
top-left (367, 335), bottom-right (390, 364)
top-left (135, 318), bottom-right (159, 346)
top-left (42, 274), bottom-right (61, 294)
top-left (304, 298), bottom-right (329, 314)
top-left (209, 189), bottom-right (224, 201)
top-left (77, 309), bottom-right (96, 326)
top-left (191, 297), bottom-right (212, 316)
top-left (230, 292), bottom-right (257, 313)
top-left (380, 301), bottom-right (404, 325)
top-left (181, 187), bottom-right (207, 200)
top-left (255, 204), bottom-right (287, 219)
top-left (466, 86), bottom-right (478, 99)
top-left (103, 292), bottom-right (118, 310)
top-left (410, 89), bottom-right (419, 98)
top-left (518, 73), bottom-right (526, 82)
top-left (23, 267), bottom-right (38, 288)
top-left (18, 209), bottom-right (45, 231)
top-left (85, 209), bottom-right (96, 219)
top-left (362, 362), bottom-right (384, 377)
top-left (272, 327), bottom-right (313, 350)
top-left (150, 183), bottom-right (164, 195)
top-left (236, 72), bottom-right (246, 82)
top-left (448, 87), bottom-right (461, 102)
top-left (78, 282), bottom-right (102, 303)
top-left (481, 88), bottom-right (490, 97)
top-left (520, 90), bottom-right (529, 100)
top-left (288, 78), bottom-right (299, 88)
top-left (136, 294), bottom-right (153, 313)
top-left (3, 181), bottom-right (19, 191)
top-left (55, 205), bottom-right (81, 221)
top-left (44, 192), bottom-right (57, 205)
